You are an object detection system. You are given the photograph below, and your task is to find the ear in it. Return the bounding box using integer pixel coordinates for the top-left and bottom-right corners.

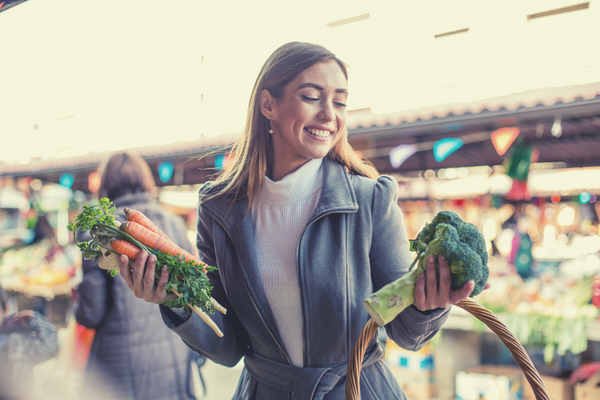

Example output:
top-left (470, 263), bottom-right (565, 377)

top-left (259, 89), bottom-right (276, 120)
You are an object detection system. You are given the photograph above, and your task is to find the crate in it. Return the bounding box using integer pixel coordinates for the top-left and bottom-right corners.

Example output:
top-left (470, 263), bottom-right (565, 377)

top-left (522, 374), bottom-right (573, 400)
top-left (384, 339), bottom-right (434, 371)
top-left (456, 365), bottom-right (524, 400)
top-left (385, 339), bottom-right (435, 399)
top-left (389, 367), bottom-right (435, 400)
top-left (574, 370), bottom-right (600, 400)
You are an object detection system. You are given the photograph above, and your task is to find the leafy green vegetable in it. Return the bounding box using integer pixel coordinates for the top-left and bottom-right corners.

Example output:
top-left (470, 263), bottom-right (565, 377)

top-left (68, 198), bottom-right (217, 315)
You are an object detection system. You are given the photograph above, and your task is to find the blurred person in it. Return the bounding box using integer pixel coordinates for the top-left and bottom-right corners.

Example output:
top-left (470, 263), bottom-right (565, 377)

top-left (75, 151), bottom-right (196, 400)
top-left (118, 42), bottom-right (478, 399)
top-left (0, 285), bottom-right (59, 400)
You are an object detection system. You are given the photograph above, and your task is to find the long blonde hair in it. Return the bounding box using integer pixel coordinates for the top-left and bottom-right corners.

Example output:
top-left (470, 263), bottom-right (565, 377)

top-left (203, 42), bottom-right (379, 208)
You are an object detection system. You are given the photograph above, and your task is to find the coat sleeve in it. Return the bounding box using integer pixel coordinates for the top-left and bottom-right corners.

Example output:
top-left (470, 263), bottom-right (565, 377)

top-left (368, 175), bottom-right (449, 351)
top-left (75, 257), bottom-right (110, 329)
top-left (159, 192), bottom-right (248, 368)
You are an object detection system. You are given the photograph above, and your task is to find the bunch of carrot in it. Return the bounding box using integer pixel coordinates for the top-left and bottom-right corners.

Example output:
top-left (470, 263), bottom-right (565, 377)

top-left (67, 198), bottom-right (226, 337)
top-left (113, 207), bottom-right (207, 273)
top-left (111, 207), bottom-right (227, 337)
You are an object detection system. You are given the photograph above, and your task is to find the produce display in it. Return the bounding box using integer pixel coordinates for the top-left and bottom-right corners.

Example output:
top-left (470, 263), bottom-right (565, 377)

top-left (67, 198), bottom-right (226, 337)
top-left (0, 239), bottom-right (79, 299)
top-left (364, 211), bottom-right (490, 326)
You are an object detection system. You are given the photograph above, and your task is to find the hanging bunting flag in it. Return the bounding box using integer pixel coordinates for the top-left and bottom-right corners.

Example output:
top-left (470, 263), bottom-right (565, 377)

top-left (215, 154), bottom-right (233, 171)
top-left (491, 127), bottom-right (520, 156)
top-left (88, 172), bottom-right (102, 193)
top-left (158, 161), bottom-right (174, 183)
top-left (504, 141), bottom-right (534, 182)
top-left (433, 138), bottom-right (463, 162)
top-left (59, 173), bottom-right (74, 189)
top-left (215, 154), bottom-right (226, 170)
top-left (389, 144), bottom-right (417, 169)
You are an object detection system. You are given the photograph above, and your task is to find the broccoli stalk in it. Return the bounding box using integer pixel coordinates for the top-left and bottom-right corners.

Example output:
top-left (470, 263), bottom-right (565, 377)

top-left (364, 260), bottom-right (423, 326)
top-left (364, 211), bottom-right (489, 326)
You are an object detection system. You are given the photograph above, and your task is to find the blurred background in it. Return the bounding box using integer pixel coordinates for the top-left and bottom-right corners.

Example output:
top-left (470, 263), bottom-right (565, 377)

top-left (1, 1), bottom-right (600, 399)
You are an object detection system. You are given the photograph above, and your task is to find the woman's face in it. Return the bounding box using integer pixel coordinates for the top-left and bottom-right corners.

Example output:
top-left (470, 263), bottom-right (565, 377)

top-left (263, 60), bottom-right (348, 178)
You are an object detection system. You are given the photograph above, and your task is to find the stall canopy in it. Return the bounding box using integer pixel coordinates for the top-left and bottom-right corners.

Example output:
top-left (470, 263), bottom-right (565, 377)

top-left (347, 81), bottom-right (600, 176)
top-left (0, 81), bottom-right (599, 193)
top-left (0, 0), bottom-right (31, 13)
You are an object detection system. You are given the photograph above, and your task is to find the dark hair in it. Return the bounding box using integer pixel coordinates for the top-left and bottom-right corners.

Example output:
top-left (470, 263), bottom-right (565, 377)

top-left (204, 42), bottom-right (378, 208)
top-left (98, 151), bottom-right (156, 200)
top-left (0, 285), bottom-right (9, 312)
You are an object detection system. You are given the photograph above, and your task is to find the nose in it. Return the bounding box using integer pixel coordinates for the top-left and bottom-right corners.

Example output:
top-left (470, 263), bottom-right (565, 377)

top-left (318, 101), bottom-right (335, 122)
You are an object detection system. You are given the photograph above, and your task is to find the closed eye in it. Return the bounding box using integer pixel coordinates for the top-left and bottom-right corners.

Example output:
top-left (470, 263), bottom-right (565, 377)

top-left (303, 96), bottom-right (319, 102)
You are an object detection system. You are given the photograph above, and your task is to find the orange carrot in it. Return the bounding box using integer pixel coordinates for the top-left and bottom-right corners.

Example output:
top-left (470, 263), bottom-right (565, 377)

top-left (111, 239), bottom-right (142, 260)
top-left (124, 208), bottom-right (174, 244)
top-left (120, 221), bottom-right (207, 273)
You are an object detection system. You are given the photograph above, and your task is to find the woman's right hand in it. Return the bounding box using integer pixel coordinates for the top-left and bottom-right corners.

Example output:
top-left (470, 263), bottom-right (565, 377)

top-left (118, 251), bottom-right (178, 304)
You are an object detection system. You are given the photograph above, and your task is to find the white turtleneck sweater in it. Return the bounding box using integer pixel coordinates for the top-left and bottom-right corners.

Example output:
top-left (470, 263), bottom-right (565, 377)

top-left (252, 158), bottom-right (324, 367)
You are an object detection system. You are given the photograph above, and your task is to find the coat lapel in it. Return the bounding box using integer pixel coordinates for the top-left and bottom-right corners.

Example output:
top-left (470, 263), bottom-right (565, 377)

top-left (202, 194), bottom-right (280, 346)
top-left (311, 159), bottom-right (358, 219)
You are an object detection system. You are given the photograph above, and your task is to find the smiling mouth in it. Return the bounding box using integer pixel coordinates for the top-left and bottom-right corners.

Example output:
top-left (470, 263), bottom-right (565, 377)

top-left (305, 128), bottom-right (332, 138)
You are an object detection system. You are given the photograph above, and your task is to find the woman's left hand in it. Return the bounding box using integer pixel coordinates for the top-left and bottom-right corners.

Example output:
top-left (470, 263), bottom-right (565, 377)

top-left (414, 254), bottom-right (475, 312)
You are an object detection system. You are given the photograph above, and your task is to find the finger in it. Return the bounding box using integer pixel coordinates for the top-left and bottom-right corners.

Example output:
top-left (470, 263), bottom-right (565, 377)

top-left (118, 255), bottom-right (134, 288)
top-left (484, 282), bottom-right (491, 290)
top-left (155, 266), bottom-right (179, 304)
top-left (450, 280), bottom-right (475, 304)
top-left (131, 251), bottom-right (149, 297)
top-left (425, 254), bottom-right (438, 307)
top-left (157, 265), bottom-right (169, 294)
top-left (437, 256), bottom-right (452, 303)
top-left (142, 254), bottom-right (158, 300)
top-left (414, 273), bottom-right (427, 310)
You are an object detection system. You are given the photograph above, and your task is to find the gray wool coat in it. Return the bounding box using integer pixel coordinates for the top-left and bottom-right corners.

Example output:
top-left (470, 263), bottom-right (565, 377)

top-left (161, 159), bottom-right (450, 400)
top-left (75, 192), bottom-right (196, 400)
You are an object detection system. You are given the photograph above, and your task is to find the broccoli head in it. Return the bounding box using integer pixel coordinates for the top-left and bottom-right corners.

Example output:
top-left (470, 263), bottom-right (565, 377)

top-left (412, 211), bottom-right (489, 297)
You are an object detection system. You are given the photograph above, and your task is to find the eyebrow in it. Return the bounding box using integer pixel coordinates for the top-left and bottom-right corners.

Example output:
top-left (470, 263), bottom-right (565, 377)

top-left (299, 82), bottom-right (348, 94)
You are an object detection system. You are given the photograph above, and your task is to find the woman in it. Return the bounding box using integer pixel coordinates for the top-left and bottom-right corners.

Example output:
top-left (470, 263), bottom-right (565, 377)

top-left (119, 42), bottom-right (475, 399)
top-left (76, 151), bottom-right (196, 400)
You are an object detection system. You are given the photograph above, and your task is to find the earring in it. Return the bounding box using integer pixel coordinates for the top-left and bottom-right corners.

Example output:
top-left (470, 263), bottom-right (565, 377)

top-left (269, 120), bottom-right (274, 135)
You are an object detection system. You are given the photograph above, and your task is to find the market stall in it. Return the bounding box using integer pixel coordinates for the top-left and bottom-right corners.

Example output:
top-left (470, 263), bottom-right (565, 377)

top-left (0, 180), bottom-right (83, 326)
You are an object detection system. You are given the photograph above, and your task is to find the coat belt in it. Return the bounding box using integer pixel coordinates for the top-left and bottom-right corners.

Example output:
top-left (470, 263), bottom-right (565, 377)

top-left (244, 345), bottom-right (384, 400)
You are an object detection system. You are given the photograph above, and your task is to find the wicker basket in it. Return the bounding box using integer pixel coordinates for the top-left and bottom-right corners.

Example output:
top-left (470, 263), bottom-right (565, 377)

top-left (345, 298), bottom-right (550, 400)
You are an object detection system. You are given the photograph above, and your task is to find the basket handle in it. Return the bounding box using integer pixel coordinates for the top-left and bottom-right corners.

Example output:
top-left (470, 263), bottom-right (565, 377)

top-left (345, 298), bottom-right (550, 400)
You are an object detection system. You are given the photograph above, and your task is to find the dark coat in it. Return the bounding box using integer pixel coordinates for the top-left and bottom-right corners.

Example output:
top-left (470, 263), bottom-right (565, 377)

top-left (0, 311), bottom-right (59, 400)
top-left (161, 159), bottom-right (450, 400)
top-left (75, 192), bottom-right (196, 400)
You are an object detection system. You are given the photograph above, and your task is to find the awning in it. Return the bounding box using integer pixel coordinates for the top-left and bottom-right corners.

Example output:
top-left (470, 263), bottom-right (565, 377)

top-left (1, 81), bottom-right (599, 191)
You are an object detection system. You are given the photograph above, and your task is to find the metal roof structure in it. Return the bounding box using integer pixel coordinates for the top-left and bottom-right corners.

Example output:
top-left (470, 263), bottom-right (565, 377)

top-left (346, 81), bottom-right (600, 176)
top-left (1, 81), bottom-right (599, 193)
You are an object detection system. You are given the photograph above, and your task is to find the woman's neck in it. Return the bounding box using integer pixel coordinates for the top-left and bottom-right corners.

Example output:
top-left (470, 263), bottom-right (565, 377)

top-left (268, 157), bottom-right (312, 182)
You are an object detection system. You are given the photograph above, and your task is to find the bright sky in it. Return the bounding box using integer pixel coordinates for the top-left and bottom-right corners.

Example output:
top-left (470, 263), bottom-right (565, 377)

top-left (1, 0), bottom-right (598, 165)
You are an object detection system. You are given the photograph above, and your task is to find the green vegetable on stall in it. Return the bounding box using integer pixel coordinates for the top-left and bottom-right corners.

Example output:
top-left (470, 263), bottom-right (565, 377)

top-left (364, 211), bottom-right (490, 326)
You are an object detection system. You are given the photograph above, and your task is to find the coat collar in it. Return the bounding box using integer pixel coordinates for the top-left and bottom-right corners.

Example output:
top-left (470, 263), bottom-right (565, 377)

top-left (203, 158), bottom-right (359, 225)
